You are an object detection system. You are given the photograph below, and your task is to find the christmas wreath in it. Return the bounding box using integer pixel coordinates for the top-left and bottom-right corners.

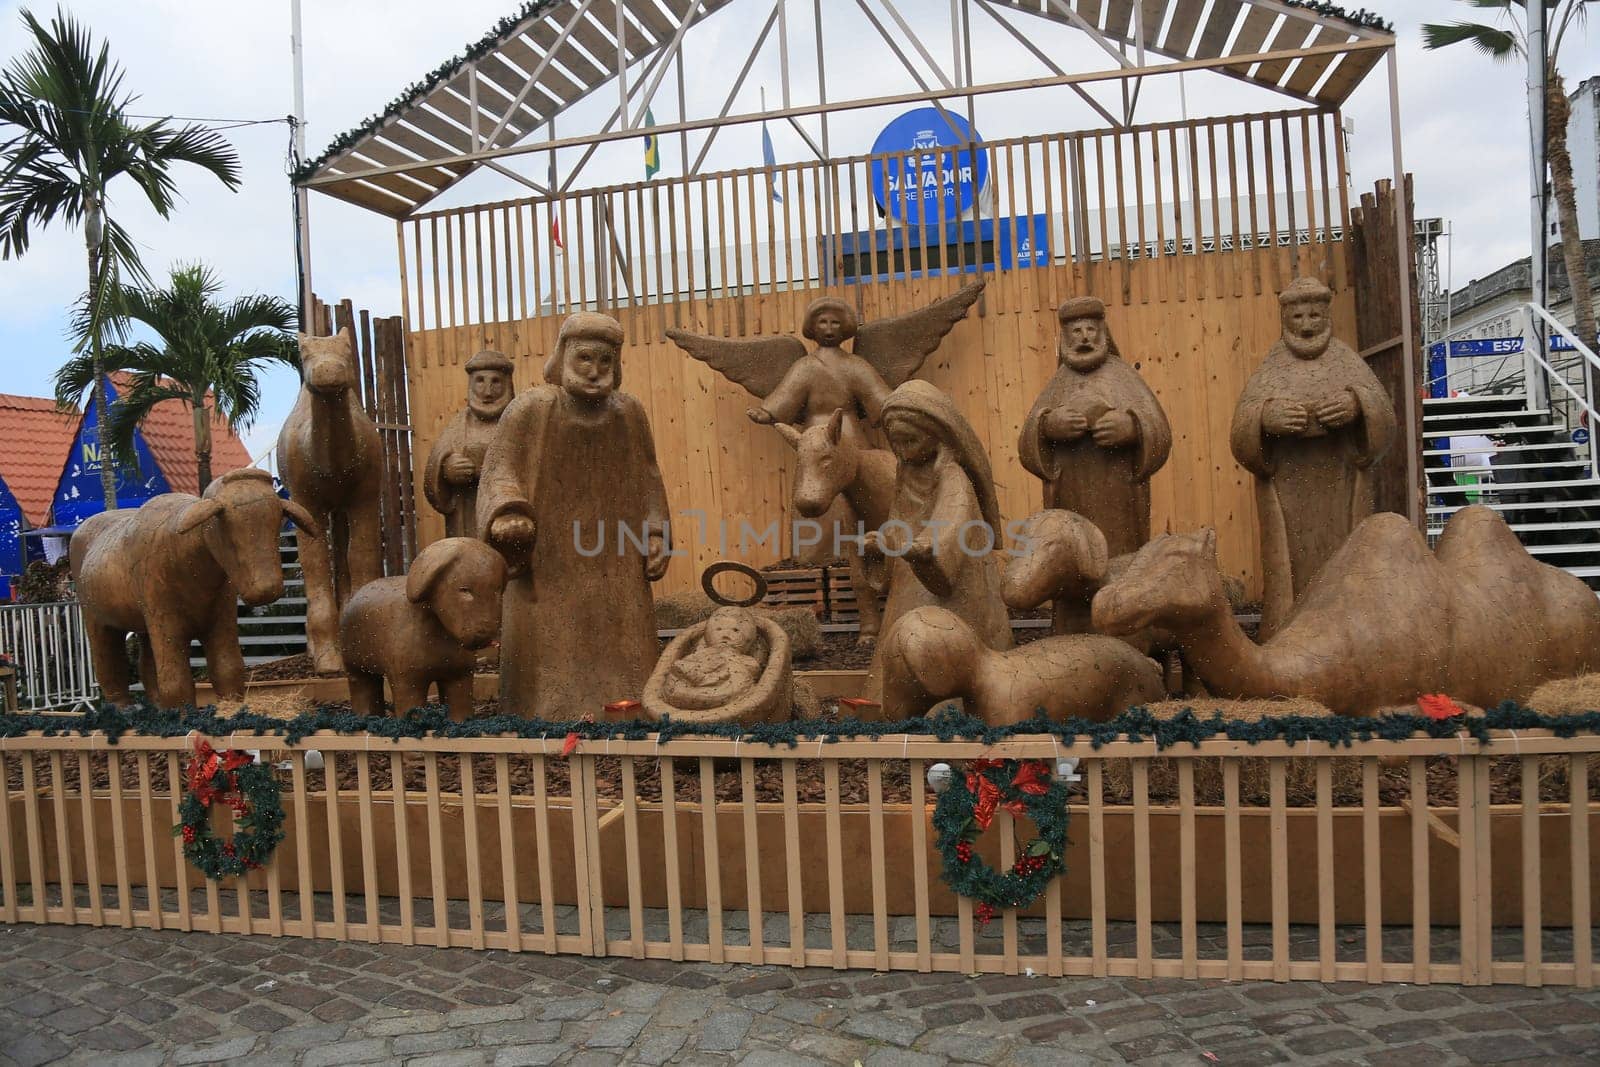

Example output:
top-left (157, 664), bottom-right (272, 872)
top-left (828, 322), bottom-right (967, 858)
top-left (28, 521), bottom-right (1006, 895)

top-left (173, 740), bottom-right (286, 880)
top-left (934, 758), bottom-right (1070, 925)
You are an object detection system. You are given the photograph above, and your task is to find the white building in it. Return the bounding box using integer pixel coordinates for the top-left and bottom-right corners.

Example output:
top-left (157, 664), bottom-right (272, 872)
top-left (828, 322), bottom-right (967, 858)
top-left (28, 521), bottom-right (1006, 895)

top-left (1556, 75), bottom-right (1599, 244)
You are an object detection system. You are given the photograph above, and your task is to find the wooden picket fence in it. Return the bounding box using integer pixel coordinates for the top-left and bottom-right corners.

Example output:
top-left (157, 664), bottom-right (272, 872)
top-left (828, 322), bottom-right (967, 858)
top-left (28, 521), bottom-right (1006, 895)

top-left (1, 729), bottom-right (1595, 987)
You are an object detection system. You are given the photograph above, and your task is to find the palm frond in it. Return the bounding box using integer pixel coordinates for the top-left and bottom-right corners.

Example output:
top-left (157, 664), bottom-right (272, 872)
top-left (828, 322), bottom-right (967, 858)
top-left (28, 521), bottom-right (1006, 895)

top-left (104, 377), bottom-right (188, 459)
top-left (51, 350), bottom-right (99, 408)
top-left (1421, 20), bottom-right (1523, 59)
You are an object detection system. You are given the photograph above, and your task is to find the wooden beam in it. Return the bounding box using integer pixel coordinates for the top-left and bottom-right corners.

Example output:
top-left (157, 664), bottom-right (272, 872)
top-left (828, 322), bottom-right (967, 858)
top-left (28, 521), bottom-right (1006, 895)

top-left (305, 37), bottom-right (1391, 198)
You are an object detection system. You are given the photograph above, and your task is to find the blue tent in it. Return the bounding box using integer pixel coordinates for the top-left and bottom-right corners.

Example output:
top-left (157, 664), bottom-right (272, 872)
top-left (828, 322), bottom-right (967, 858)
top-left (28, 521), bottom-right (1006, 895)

top-left (50, 378), bottom-right (171, 529)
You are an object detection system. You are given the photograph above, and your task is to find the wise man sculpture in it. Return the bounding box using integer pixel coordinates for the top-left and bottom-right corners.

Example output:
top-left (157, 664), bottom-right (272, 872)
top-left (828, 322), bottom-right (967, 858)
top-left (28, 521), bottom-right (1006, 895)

top-left (477, 313), bottom-right (671, 719)
top-left (1231, 276), bottom-right (1396, 638)
top-left (1019, 296), bottom-right (1171, 632)
top-left (423, 349), bottom-right (515, 539)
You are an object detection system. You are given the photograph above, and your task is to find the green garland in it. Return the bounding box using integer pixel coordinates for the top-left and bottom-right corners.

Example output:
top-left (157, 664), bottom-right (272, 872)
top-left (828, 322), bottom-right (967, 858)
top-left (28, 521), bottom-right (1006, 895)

top-left (6, 701), bottom-right (1600, 750)
top-left (934, 759), bottom-right (1069, 923)
top-left (173, 741), bottom-right (286, 881)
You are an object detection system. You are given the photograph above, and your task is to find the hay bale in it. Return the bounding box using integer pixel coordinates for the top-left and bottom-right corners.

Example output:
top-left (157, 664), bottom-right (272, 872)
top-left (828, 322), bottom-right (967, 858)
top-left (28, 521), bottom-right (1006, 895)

top-left (792, 678), bottom-right (822, 720)
top-left (1526, 673), bottom-right (1600, 716)
top-left (761, 605), bottom-right (821, 660)
top-left (654, 588), bottom-right (716, 630)
top-left (212, 687), bottom-right (313, 721)
top-left (1141, 697), bottom-right (1332, 722)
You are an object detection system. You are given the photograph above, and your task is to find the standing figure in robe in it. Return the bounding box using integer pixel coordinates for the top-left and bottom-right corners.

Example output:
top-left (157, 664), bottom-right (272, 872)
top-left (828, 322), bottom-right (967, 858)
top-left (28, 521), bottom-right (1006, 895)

top-left (423, 349), bottom-right (515, 539)
top-left (1231, 276), bottom-right (1396, 638)
top-left (865, 380), bottom-right (1011, 701)
top-left (1019, 296), bottom-right (1171, 633)
top-left (477, 313), bottom-right (671, 719)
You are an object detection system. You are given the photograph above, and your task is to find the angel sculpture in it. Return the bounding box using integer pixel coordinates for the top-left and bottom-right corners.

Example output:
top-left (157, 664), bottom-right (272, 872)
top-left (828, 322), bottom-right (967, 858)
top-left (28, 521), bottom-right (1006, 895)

top-left (665, 280), bottom-right (985, 645)
top-left (665, 280), bottom-right (984, 448)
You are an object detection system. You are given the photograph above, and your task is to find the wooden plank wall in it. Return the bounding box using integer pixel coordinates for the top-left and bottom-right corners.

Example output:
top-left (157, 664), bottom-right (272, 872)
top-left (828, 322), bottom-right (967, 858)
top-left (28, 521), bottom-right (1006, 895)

top-left (309, 297), bottom-right (420, 576)
top-left (404, 253), bottom-right (1354, 599)
top-left (397, 108), bottom-right (1358, 599)
top-left (1348, 177), bottom-right (1424, 520)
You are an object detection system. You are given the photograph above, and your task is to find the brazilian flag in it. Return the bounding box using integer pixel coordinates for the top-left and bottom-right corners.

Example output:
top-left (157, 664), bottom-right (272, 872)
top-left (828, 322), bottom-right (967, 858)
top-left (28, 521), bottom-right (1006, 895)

top-left (643, 108), bottom-right (659, 179)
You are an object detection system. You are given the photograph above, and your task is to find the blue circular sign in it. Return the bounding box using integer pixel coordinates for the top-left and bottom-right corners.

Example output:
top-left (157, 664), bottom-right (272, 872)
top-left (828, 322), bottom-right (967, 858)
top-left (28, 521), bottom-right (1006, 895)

top-left (1573, 427), bottom-right (1590, 445)
top-left (869, 107), bottom-right (988, 227)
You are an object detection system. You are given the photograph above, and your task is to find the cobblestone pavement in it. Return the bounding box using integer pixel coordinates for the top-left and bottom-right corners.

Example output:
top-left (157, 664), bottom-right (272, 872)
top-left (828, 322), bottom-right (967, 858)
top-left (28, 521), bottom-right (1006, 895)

top-left (2, 922), bottom-right (1598, 1066)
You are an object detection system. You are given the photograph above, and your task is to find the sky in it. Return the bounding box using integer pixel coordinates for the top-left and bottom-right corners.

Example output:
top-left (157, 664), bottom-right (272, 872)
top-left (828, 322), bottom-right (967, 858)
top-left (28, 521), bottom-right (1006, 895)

top-left (0, 0), bottom-right (1592, 461)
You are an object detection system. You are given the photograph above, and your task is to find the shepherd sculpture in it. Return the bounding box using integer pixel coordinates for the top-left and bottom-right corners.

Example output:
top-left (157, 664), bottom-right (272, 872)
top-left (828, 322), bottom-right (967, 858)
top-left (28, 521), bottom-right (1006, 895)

top-left (1090, 506), bottom-right (1600, 715)
top-left (278, 328), bottom-right (386, 673)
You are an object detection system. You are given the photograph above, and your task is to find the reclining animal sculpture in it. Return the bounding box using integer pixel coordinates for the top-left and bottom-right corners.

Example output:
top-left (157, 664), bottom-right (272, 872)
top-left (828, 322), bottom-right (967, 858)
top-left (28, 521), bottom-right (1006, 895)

top-left (339, 537), bottom-right (506, 721)
top-left (70, 469), bottom-right (320, 709)
top-left (1090, 505), bottom-right (1600, 715)
top-left (880, 605), bottom-right (1163, 724)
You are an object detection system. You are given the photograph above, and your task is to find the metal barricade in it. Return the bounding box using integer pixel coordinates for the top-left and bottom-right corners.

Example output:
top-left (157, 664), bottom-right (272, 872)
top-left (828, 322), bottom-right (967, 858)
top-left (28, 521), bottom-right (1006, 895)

top-left (0, 601), bottom-right (99, 710)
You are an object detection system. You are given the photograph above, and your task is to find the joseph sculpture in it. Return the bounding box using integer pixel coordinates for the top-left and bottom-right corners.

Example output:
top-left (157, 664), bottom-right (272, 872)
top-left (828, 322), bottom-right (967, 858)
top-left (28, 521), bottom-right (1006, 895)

top-left (1231, 277), bottom-right (1396, 637)
top-left (424, 349), bottom-right (515, 538)
top-left (478, 313), bottom-right (671, 719)
top-left (1019, 296), bottom-right (1171, 632)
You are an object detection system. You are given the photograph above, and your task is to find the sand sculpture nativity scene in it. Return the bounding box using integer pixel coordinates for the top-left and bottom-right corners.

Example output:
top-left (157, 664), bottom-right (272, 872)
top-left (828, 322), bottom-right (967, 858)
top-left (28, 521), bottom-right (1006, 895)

top-left (72, 274), bottom-right (1600, 724)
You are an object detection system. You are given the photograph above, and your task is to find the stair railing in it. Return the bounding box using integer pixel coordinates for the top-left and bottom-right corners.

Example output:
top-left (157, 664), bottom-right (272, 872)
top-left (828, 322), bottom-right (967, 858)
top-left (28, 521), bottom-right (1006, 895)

top-left (1515, 302), bottom-right (1600, 478)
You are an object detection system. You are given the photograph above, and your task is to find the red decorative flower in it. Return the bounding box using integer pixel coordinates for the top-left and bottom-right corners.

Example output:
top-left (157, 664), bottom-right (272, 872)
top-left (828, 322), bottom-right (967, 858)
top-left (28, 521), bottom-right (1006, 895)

top-left (560, 732), bottom-right (582, 757)
top-left (1011, 761), bottom-right (1050, 796)
top-left (1418, 693), bottom-right (1464, 721)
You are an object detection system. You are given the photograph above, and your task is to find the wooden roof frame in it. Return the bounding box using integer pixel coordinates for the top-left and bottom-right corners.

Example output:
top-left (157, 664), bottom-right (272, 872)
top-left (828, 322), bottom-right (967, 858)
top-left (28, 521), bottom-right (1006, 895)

top-left (297, 0), bottom-right (1394, 220)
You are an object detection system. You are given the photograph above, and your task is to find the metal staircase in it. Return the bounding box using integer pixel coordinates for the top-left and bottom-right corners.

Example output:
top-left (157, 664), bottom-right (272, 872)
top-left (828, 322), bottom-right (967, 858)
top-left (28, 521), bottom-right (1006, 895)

top-left (1424, 302), bottom-right (1600, 589)
top-left (1424, 393), bottom-right (1600, 587)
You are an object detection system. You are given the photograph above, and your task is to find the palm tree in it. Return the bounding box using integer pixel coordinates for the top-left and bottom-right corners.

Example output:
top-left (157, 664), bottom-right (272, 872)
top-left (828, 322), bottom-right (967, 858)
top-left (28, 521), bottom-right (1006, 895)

top-left (0, 7), bottom-right (241, 509)
top-left (1423, 1), bottom-right (1596, 364)
top-left (55, 264), bottom-right (298, 493)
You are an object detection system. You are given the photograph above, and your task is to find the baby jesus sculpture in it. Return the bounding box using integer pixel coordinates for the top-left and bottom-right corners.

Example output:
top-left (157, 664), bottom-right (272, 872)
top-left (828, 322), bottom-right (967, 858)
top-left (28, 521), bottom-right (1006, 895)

top-left (660, 607), bottom-right (764, 711)
top-left (643, 605), bottom-right (793, 723)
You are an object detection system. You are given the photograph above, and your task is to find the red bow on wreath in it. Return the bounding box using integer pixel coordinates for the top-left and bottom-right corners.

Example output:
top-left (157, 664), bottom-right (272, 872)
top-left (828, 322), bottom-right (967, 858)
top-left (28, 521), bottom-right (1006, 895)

top-left (186, 739), bottom-right (254, 807)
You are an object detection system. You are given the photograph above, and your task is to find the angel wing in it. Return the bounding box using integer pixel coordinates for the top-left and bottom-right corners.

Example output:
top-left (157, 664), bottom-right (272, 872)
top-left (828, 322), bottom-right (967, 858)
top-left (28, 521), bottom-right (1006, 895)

top-left (852, 279), bottom-right (986, 388)
top-left (663, 328), bottom-right (807, 400)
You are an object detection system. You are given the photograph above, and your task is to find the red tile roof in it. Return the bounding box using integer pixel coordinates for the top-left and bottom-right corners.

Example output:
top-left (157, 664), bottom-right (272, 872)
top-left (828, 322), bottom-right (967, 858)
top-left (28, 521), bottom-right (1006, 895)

top-left (0, 393), bottom-right (82, 526)
top-left (109, 373), bottom-right (254, 496)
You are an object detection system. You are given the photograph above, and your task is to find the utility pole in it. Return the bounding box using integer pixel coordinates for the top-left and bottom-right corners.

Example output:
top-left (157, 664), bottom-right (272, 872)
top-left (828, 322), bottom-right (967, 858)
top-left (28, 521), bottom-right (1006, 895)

top-left (291, 0), bottom-right (314, 331)
top-left (1526, 0), bottom-right (1550, 410)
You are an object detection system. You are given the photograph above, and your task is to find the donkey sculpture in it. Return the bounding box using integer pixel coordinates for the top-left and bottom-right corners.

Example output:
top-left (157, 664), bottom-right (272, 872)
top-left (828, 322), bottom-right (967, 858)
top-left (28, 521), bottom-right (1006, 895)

top-left (277, 327), bottom-right (386, 673)
top-left (774, 408), bottom-right (895, 644)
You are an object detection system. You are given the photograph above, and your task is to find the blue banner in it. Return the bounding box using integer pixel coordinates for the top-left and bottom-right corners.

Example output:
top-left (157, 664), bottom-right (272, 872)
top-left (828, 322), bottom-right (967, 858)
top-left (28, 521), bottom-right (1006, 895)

top-left (1428, 333), bottom-right (1597, 358)
top-left (825, 214), bottom-right (1050, 285)
top-left (52, 379), bottom-right (170, 529)
top-left (0, 475), bottom-right (22, 590)
top-left (869, 108), bottom-right (989, 227)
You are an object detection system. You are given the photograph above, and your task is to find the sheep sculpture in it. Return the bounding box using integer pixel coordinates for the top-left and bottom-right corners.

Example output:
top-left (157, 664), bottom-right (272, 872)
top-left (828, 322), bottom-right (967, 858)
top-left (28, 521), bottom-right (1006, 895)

top-left (339, 537), bottom-right (507, 720)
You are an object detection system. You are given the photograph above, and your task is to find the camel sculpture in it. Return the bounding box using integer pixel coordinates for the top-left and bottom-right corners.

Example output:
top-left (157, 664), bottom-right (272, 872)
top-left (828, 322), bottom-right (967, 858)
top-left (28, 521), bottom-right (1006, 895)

top-left (277, 328), bottom-right (386, 673)
top-left (880, 605), bottom-right (1163, 724)
top-left (1090, 505), bottom-right (1600, 715)
top-left (775, 408), bottom-right (896, 644)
